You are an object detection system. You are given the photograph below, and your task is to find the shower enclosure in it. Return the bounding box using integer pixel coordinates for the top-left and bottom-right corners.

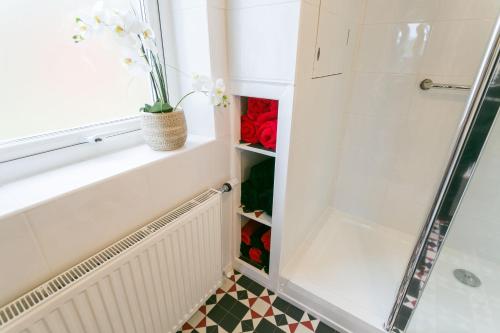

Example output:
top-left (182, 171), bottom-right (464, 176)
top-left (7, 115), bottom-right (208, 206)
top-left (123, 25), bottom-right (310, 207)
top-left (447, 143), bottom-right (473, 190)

top-left (276, 2), bottom-right (500, 333)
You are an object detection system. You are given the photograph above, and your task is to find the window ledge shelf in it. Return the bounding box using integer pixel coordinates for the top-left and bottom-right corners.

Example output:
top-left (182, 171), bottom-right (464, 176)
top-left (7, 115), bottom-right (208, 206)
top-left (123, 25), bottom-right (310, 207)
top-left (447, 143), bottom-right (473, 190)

top-left (0, 136), bottom-right (213, 220)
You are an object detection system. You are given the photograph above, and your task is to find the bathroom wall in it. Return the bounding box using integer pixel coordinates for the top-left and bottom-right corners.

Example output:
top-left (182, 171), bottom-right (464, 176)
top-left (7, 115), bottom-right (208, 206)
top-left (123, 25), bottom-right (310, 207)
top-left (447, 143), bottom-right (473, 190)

top-left (226, 0), bottom-right (301, 84)
top-left (280, 0), bottom-right (365, 271)
top-left (0, 0), bottom-right (231, 307)
top-left (333, 0), bottom-right (499, 236)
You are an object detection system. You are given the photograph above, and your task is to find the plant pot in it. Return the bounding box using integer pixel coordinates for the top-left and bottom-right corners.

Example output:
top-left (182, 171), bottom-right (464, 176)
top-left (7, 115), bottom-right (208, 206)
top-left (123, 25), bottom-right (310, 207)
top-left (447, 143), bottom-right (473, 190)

top-left (141, 110), bottom-right (187, 151)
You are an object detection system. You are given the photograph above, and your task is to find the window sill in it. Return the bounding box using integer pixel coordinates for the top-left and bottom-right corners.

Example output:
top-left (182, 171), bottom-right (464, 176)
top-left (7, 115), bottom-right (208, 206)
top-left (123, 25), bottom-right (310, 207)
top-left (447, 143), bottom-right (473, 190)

top-left (0, 135), bottom-right (214, 220)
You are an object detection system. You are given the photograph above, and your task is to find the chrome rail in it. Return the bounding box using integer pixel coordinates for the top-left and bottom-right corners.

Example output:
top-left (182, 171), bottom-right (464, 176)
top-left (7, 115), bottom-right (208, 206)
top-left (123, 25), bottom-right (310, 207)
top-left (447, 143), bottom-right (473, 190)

top-left (419, 78), bottom-right (471, 91)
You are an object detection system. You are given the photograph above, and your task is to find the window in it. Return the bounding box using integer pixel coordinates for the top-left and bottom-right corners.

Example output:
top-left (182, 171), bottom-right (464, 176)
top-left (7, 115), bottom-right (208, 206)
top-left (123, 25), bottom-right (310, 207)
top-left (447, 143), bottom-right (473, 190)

top-left (0, 0), bottom-right (161, 164)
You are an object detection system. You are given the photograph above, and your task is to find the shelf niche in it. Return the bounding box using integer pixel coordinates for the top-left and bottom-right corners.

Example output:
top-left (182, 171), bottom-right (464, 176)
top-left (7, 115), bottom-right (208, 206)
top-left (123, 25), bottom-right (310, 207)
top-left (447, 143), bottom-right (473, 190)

top-left (235, 96), bottom-right (279, 278)
top-left (239, 217), bottom-right (271, 274)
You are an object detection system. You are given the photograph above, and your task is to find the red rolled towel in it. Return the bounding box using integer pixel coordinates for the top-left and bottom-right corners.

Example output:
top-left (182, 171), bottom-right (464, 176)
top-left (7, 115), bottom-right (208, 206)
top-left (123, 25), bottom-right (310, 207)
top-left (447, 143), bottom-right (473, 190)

top-left (249, 247), bottom-right (263, 264)
top-left (268, 99), bottom-right (278, 114)
top-left (241, 114), bottom-right (259, 144)
top-left (241, 220), bottom-right (261, 246)
top-left (256, 109), bottom-right (278, 125)
top-left (257, 120), bottom-right (278, 150)
top-left (261, 230), bottom-right (271, 252)
top-left (247, 97), bottom-right (278, 120)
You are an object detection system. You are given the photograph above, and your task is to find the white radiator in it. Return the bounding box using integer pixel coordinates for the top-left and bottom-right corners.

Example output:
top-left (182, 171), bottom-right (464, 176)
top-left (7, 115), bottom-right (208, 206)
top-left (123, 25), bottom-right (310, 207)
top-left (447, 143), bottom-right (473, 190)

top-left (0, 189), bottom-right (223, 333)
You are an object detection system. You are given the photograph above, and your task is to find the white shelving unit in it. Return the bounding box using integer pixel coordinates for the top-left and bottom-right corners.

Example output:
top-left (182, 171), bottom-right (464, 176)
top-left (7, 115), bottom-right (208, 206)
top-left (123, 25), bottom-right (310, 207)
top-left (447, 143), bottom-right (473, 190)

top-left (233, 96), bottom-right (278, 283)
top-left (237, 207), bottom-right (272, 227)
top-left (235, 143), bottom-right (277, 157)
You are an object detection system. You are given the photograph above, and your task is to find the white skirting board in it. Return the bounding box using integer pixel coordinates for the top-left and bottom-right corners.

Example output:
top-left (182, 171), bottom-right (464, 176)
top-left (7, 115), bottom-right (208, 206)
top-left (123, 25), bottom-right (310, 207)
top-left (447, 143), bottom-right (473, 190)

top-left (0, 190), bottom-right (223, 333)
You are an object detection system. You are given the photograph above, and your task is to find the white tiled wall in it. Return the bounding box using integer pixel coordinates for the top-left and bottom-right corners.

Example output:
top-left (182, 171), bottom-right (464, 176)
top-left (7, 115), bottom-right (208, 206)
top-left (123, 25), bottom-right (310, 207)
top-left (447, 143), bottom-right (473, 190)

top-left (333, 0), bottom-right (499, 236)
top-left (280, 0), bottom-right (365, 269)
top-left (0, 214), bottom-right (51, 305)
top-left (226, 0), bottom-right (301, 83)
top-left (0, 142), bottom-right (229, 306)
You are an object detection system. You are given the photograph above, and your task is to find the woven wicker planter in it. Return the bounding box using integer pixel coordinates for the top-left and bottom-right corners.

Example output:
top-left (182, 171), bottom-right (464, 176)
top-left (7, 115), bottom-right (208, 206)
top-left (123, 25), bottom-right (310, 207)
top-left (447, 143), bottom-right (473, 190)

top-left (141, 110), bottom-right (187, 151)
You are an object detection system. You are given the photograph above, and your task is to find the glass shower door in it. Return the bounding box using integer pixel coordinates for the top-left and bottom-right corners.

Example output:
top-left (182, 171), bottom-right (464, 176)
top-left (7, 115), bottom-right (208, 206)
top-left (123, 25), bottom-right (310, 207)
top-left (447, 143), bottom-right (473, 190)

top-left (408, 54), bottom-right (500, 333)
top-left (387, 17), bottom-right (500, 333)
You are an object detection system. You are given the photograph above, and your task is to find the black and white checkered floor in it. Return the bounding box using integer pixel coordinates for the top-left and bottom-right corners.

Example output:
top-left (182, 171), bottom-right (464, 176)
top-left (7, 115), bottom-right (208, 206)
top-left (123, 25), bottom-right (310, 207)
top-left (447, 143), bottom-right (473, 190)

top-left (177, 271), bottom-right (338, 333)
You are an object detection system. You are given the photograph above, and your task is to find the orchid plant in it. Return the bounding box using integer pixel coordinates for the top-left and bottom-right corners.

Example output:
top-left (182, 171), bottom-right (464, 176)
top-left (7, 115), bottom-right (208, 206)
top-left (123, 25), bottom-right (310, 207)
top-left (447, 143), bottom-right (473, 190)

top-left (72, 1), bottom-right (228, 113)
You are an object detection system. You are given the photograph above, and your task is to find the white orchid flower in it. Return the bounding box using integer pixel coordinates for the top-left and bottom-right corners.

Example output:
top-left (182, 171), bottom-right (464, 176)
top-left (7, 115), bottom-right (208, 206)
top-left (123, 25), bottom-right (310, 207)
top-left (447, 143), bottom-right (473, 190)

top-left (76, 18), bottom-right (91, 34)
top-left (91, 1), bottom-right (109, 31)
top-left (117, 33), bottom-right (141, 50)
top-left (209, 79), bottom-right (226, 106)
top-left (210, 94), bottom-right (223, 106)
top-left (190, 75), bottom-right (228, 106)
top-left (121, 50), bottom-right (152, 75)
top-left (192, 74), bottom-right (214, 92)
top-left (72, 17), bottom-right (92, 42)
top-left (141, 24), bottom-right (155, 40)
top-left (108, 11), bottom-right (128, 37)
top-left (139, 23), bottom-right (158, 53)
top-left (122, 11), bottom-right (143, 35)
top-left (108, 10), bottom-right (146, 51)
top-left (214, 79), bottom-right (226, 97)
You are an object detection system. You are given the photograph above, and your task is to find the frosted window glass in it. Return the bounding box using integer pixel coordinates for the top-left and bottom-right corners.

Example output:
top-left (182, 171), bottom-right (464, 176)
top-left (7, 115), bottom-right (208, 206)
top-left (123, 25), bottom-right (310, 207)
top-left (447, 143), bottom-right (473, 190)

top-left (0, 0), bottom-right (151, 142)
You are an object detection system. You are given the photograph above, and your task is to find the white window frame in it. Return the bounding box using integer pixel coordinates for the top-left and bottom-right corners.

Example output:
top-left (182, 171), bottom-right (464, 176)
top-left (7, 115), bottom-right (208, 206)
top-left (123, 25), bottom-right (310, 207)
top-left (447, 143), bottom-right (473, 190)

top-left (0, 0), bottom-right (166, 169)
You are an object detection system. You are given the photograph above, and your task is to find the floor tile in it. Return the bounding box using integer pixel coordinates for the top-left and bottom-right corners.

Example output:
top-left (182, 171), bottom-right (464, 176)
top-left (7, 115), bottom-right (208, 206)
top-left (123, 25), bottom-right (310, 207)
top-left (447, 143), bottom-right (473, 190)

top-left (207, 305), bottom-right (228, 324)
top-left (240, 319), bottom-right (255, 332)
top-left (180, 271), bottom-right (339, 333)
top-left (255, 318), bottom-right (281, 333)
top-left (316, 322), bottom-right (338, 333)
top-left (285, 304), bottom-right (305, 322)
top-left (220, 314), bottom-right (241, 332)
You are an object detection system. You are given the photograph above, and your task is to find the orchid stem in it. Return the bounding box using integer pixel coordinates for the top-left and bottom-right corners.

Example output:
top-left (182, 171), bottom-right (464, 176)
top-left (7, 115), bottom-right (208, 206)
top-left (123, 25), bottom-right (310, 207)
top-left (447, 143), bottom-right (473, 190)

top-left (173, 91), bottom-right (198, 112)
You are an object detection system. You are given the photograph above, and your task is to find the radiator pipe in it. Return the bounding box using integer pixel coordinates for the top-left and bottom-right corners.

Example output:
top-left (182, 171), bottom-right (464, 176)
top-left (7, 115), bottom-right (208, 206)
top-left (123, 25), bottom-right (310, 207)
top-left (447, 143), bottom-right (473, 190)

top-left (218, 178), bottom-right (239, 193)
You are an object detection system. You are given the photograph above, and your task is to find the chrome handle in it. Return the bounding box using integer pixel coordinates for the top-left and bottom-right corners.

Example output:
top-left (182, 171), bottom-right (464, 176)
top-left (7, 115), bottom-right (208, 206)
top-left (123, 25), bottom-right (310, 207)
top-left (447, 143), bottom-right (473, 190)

top-left (420, 78), bottom-right (471, 91)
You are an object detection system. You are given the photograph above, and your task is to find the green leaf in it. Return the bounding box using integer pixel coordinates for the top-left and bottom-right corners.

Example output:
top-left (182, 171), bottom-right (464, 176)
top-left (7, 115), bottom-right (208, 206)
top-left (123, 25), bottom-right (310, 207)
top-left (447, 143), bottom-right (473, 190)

top-left (145, 101), bottom-right (173, 113)
top-left (140, 104), bottom-right (152, 112)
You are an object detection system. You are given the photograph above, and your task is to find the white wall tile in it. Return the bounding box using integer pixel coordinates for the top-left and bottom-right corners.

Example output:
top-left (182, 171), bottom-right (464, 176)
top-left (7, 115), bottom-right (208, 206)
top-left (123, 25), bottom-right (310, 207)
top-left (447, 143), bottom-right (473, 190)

top-left (145, 144), bottom-right (216, 218)
top-left (0, 214), bottom-right (51, 306)
top-left (364, 0), bottom-right (438, 24)
top-left (349, 72), bottom-right (416, 118)
top-left (344, 0), bottom-right (367, 24)
top-left (421, 19), bottom-right (496, 81)
top-left (281, 74), bottom-right (349, 267)
top-left (333, 0), bottom-right (495, 236)
top-left (321, 0), bottom-right (344, 14)
top-left (227, 1), bottom-right (300, 82)
top-left (170, 0), bottom-right (206, 11)
top-left (356, 23), bottom-right (431, 74)
top-left (436, 0), bottom-right (500, 20)
top-left (227, 0), bottom-right (301, 9)
top-left (379, 182), bottom-right (429, 235)
top-left (334, 112), bottom-right (412, 223)
top-left (313, 10), bottom-right (349, 77)
top-left (25, 170), bottom-right (152, 274)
